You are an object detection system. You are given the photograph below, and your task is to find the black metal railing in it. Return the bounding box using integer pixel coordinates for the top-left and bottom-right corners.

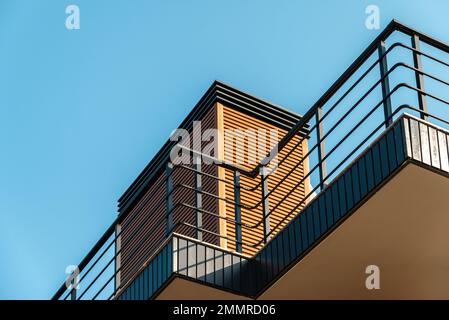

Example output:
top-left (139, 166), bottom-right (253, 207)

top-left (52, 20), bottom-right (449, 300)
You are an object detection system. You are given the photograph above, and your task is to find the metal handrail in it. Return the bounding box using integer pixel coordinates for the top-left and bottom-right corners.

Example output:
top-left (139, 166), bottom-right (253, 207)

top-left (254, 19), bottom-right (449, 175)
top-left (85, 102), bottom-right (449, 300)
top-left (53, 20), bottom-right (449, 300)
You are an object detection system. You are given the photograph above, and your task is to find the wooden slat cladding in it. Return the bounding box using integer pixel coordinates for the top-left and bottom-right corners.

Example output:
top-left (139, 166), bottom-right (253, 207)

top-left (172, 106), bottom-right (220, 245)
top-left (118, 106), bottom-right (220, 288)
top-left (221, 104), bottom-right (308, 255)
top-left (119, 172), bottom-right (167, 287)
top-left (117, 101), bottom-right (307, 290)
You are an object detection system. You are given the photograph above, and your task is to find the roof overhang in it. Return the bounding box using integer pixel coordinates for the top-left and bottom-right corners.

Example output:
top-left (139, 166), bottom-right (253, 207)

top-left (118, 81), bottom-right (307, 216)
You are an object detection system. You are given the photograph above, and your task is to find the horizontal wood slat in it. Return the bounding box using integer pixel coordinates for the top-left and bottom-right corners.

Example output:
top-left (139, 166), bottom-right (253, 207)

top-left (118, 101), bottom-right (309, 290)
top-left (221, 104), bottom-right (308, 255)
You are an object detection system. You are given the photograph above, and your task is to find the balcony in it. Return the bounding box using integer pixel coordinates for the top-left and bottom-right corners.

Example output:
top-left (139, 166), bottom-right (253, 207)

top-left (53, 20), bottom-right (449, 300)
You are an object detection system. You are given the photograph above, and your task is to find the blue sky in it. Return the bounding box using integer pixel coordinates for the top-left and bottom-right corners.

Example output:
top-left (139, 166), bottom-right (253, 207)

top-left (1, 0), bottom-right (449, 299)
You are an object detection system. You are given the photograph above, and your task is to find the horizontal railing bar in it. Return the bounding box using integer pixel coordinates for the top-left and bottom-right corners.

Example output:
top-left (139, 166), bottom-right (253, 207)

top-left (282, 102), bottom-right (449, 244)
top-left (76, 201), bottom-right (180, 299)
top-left (261, 74), bottom-right (449, 241)
top-left (171, 50), bottom-right (449, 216)
top-left (403, 107), bottom-right (449, 126)
top-left (263, 82), bottom-right (407, 230)
top-left (74, 84), bottom-right (449, 299)
top-left (252, 22), bottom-right (398, 175)
top-left (262, 104), bottom-right (417, 242)
top-left (265, 99), bottom-right (449, 241)
top-left (78, 202), bottom-right (191, 300)
top-left (177, 202), bottom-right (254, 230)
top-left (103, 218), bottom-right (260, 300)
top-left (61, 180), bottom-right (198, 300)
top-left (109, 231), bottom-right (253, 300)
top-left (110, 102), bottom-right (448, 297)
top-left (110, 224), bottom-right (187, 300)
top-left (394, 20), bottom-right (449, 55)
top-left (54, 20), bottom-right (449, 300)
top-left (397, 43), bottom-right (449, 69)
top-left (255, 41), bottom-right (406, 186)
top-left (62, 181), bottom-right (183, 299)
top-left (180, 101), bottom-right (449, 251)
top-left (52, 218), bottom-right (119, 300)
top-left (93, 221), bottom-right (184, 300)
top-left (402, 82), bottom-right (449, 107)
top-left (244, 60), bottom-right (407, 218)
top-left (175, 145), bottom-right (253, 176)
top-left (176, 183), bottom-right (257, 210)
top-left (175, 163), bottom-right (260, 192)
top-left (179, 222), bottom-right (259, 248)
top-left (255, 20), bottom-right (449, 174)
top-left (52, 169), bottom-right (175, 299)
top-left (73, 100), bottom-right (449, 300)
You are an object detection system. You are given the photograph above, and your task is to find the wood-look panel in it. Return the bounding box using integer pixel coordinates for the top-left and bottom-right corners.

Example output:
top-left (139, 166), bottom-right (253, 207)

top-left (172, 106), bottom-right (220, 244)
top-left (118, 101), bottom-right (308, 290)
top-left (220, 103), bottom-right (308, 255)
top-left (119, 106), bottom-right (220, 288)
top-left (216, 102), bottom-right (228, 248)
top-left (120, 172), bottom-right (167, 287)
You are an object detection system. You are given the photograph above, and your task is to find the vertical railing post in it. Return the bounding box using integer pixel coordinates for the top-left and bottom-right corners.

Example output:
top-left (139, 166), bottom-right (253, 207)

top-left (412, 34), bottom-right (428, 121)
top-left (315, 106), bottom-right (327, 190)
top-left (261, 169), bottom-right (270, 244)
top-left (166, 162), bottom-right (174, 235)
top-left (234, 171), bottom-right (242, 253)
top-left (114, 224), bottom-right (121, 293)
top-left (378, 40), bottom-right (393, 128)
top-left (70, 280), bottom-right (76, 300)
top-left (194, 156), bottom-right (202, 241)
top-left (70, 269), bottom-right (78, 300)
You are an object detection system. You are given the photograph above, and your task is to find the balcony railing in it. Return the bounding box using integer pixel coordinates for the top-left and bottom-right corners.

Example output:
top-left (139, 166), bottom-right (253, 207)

top-left (52, 20), bottom-right (449, 300)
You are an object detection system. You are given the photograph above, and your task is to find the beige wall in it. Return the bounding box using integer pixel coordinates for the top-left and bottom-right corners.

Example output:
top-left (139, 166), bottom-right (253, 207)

top-left (220, 103), bottom-right (307, 255)
top-left (156, 277), bottom-right (249, 300)
top-left (157, 163), bottom-right (449, 300)
top-left (260, 163), bottom-right (449, 299)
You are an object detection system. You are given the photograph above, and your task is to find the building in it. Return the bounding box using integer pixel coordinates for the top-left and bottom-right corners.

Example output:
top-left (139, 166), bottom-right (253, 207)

top-left (53, 20), bottom-right (449, 300)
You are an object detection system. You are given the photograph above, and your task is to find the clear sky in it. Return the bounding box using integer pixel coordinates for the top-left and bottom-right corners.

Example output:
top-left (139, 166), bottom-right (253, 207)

top-left (1, 0), bottom-right (449, 299)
